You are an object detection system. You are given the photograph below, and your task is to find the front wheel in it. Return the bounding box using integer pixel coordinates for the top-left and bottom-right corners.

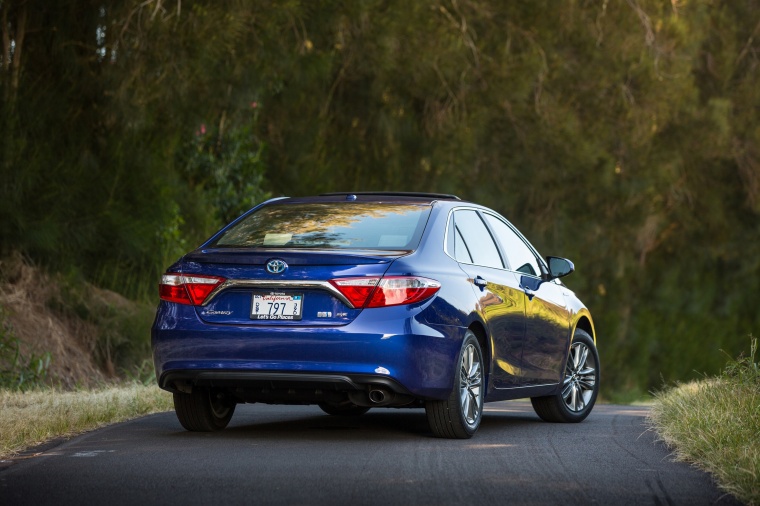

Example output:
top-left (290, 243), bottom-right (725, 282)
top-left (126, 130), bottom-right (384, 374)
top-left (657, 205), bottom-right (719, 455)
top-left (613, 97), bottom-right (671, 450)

top-left (173, 388), bottom-right (236, 431)
top-left (531, 329), bottom-right (599, 423)
top-left (426, 330), bottom-right (484, 439)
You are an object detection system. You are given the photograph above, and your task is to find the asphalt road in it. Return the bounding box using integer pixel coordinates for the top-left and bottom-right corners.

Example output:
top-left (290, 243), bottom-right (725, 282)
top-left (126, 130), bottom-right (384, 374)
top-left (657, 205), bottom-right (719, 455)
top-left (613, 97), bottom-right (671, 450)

top-left (0, 402), bottom-right (740, 506)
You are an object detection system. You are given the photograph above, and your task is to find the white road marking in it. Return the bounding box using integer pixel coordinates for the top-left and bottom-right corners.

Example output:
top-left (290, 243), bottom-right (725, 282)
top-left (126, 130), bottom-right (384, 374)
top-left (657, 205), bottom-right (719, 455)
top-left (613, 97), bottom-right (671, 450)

top-left (71, 450), bottom-right (115, 458)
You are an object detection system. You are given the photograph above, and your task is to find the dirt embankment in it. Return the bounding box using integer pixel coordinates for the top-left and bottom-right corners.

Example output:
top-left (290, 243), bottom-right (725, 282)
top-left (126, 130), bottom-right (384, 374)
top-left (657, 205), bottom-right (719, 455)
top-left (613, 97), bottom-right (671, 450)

top-left (0, 254), bottom-right (151, 388)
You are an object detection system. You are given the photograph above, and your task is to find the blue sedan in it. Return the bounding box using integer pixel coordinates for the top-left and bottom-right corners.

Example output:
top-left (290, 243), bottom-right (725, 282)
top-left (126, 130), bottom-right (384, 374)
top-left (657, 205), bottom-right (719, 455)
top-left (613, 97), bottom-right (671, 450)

top-left (152, 192), bottom-right (599, 438)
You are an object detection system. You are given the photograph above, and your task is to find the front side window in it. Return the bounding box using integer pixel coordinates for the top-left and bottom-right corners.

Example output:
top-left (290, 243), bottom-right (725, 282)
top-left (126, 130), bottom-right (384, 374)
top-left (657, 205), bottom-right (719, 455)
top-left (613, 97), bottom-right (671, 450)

top-left (211, 203), bottom-right (431, 251)
top-left (484, 214), bottom-right (541, 276)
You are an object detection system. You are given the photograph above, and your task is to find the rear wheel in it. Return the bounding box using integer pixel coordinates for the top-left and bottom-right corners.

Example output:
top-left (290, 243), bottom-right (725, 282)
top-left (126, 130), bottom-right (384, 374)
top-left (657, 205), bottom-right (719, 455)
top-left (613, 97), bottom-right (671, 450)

top-left (173, 388), bottom-right (236, 431)
top-left (426, 330), bottom-right (484, 439)
top-left (531, 329), bottom-right (599, 423)
top-left (318, 402), bottom-right (370, 416)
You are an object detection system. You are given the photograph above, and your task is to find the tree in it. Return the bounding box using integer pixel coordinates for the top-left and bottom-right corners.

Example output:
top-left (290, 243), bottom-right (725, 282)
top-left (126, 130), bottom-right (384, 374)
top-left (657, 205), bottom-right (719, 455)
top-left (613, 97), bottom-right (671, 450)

top-left (1, 0), bottom-right (758, 395)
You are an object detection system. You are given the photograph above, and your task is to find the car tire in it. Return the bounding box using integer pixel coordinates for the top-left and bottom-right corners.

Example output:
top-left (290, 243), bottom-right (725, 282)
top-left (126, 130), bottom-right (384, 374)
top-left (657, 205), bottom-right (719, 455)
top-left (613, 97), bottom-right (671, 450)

top-left (318, 402), bottom-right (370, 416)
top-left (173, 388), bottom-right (236, 431)
top-left (531, 329), bottom-right (599, 423)
top-left (425, 330), bottom-right (484, 439)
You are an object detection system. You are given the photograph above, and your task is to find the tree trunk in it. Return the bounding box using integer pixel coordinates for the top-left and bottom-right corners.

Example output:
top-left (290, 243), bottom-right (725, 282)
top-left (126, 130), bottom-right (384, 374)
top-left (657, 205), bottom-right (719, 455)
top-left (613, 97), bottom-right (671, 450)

top-left (9, 1), bottom-right (26, 102)
top-left (2, 1), bottom-right (10, 77)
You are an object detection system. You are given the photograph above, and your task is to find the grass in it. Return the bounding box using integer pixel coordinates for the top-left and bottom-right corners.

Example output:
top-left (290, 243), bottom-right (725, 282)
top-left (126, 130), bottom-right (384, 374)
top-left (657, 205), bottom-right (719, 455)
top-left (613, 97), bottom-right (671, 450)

top-left (0, 383), bottom-right (173, 459)
top-left (649, 338), bottom-right (760, 506)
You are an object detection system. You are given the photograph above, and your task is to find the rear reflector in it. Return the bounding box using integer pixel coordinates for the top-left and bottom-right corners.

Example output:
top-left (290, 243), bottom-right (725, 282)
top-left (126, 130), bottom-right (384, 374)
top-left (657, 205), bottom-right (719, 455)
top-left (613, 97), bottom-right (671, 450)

top-left (159, 274), bottom-right (226, 305)
top-left (329, 276), bottom-right (440, 308)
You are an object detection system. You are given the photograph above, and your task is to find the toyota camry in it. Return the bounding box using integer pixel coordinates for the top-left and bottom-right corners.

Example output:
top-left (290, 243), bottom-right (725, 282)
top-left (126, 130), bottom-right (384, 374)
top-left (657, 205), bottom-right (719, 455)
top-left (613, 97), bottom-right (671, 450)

top-left (152, 192), bottom-right (599, 438)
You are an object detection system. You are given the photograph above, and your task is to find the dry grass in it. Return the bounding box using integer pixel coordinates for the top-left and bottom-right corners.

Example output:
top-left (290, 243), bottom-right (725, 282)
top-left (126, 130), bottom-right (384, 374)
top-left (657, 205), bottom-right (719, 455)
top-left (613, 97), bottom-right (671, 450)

top-left (649, 377), bottom-right (760, 505)
top-left (0, 383), bottom-right (173, 459)
top-left (0, 255), bottom-right (107, 387)
top-left (0, 254), bottom-right (157, 388)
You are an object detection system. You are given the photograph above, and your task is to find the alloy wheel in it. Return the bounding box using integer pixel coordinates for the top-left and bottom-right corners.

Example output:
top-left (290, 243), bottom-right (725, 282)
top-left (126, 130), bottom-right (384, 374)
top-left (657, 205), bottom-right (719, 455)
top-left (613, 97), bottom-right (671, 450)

top-left (562, 341), bottom-right (597, 412)
top-left (209, 391), bottom-right (233, 419)
top-left (459, 342), bottom-right (483, 425)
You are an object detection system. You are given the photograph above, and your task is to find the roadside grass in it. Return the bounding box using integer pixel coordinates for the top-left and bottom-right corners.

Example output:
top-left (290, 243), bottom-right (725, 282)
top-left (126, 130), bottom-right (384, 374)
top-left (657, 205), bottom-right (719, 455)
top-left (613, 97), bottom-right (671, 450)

top-left (0, 383), bottom-right (172, 459)
top-left (649, 338), bottom-right (760, 506)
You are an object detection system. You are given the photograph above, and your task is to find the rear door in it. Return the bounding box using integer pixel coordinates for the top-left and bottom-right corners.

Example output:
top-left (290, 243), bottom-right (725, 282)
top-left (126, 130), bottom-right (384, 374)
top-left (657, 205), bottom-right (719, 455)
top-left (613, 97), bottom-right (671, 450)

top-left (448, 209), bottom-right (528, 389)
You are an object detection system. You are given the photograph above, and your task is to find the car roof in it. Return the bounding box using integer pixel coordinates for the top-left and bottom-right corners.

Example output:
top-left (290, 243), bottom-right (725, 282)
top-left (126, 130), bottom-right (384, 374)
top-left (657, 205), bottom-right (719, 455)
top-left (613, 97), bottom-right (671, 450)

top-left (272, 192), bottom-right (464, 205)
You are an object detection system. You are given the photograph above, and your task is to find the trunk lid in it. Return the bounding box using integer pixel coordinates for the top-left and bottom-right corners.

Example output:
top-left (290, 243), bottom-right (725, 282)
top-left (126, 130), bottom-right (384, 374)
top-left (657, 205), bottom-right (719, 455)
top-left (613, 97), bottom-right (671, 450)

top-left (181, 248), bottom-right (401, 326)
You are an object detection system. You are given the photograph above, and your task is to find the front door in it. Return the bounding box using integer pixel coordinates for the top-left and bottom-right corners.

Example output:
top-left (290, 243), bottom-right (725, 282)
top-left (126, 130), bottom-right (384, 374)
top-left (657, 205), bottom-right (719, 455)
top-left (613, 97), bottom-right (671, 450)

top-left (519, 275), bottom-right (572, 385)
top-left (481, 213), bottom-right (571, 387)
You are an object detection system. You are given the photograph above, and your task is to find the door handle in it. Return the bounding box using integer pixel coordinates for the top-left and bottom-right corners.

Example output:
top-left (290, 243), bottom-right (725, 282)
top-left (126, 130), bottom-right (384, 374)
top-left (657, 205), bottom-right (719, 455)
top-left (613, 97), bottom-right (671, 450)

top-left (473, 276), bottom-right (488, 288)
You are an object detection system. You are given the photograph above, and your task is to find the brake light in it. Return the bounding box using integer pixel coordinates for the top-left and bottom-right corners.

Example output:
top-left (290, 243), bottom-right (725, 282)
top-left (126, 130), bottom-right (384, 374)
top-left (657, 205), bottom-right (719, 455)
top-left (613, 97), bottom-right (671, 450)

top-left (159, 274), bottom-right (226, 305)
top-left (328, 277), bottom-right (381, 308)
top-left (329, 276), bottom-right (440, 308)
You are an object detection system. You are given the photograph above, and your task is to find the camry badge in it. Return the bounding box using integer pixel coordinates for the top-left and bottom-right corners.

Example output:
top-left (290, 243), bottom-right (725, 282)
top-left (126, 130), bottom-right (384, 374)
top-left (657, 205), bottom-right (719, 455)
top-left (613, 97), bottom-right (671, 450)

top-left (266, 259), bottom-right (288, 274)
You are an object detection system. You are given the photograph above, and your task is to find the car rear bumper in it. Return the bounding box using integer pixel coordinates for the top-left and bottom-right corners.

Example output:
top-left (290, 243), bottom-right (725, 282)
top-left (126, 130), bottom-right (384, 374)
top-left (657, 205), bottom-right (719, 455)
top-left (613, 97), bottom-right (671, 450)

top-left (151, 302), bottom-right (466, 400)
top-left (158, 370), bottom-right (420, 407)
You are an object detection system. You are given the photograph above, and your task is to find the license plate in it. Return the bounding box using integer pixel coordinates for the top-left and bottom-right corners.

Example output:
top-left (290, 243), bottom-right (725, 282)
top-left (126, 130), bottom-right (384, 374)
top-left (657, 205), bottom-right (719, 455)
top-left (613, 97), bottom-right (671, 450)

top-left (251, 292), bottom-right (303, 320)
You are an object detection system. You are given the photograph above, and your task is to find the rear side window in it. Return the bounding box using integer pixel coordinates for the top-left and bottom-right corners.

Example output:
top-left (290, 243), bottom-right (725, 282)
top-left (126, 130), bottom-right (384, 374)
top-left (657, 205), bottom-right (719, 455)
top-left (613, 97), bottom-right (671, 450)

top-left (211, 203), bottom-right (432, 251)
top-left (452, 210), bottom-right (504, 269)
top-left (454, 227), bottom-right (473, 263)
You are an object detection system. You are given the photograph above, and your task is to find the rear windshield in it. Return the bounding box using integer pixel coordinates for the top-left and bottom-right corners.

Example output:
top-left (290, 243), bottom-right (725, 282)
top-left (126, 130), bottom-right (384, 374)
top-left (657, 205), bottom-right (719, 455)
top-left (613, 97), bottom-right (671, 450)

top-left (210, 203), bottom-right (432, 251)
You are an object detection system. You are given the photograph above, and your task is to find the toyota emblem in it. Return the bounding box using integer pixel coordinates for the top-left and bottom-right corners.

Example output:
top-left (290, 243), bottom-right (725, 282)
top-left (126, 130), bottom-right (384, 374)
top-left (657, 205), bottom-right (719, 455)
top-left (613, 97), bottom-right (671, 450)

top-left (266, 259), bottom-right (288, 274)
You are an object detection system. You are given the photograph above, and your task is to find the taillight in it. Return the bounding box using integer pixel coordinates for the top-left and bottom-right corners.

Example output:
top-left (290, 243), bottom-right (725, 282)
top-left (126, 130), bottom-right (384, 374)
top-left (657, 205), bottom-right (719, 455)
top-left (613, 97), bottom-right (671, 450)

top-left (329, 276), bottom-right (440, 308)
top-left (159, 273), bottom-right (226, 305)
top-left (328, 277), bottom-right (381, 308)
top-left (367, 276), bottom-right (441, 307)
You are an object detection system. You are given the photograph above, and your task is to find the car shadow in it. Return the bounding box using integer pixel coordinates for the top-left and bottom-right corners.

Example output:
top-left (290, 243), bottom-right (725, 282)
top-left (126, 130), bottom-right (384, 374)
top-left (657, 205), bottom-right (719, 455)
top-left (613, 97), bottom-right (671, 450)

top-left (162, 402), bottom-right (545, 442)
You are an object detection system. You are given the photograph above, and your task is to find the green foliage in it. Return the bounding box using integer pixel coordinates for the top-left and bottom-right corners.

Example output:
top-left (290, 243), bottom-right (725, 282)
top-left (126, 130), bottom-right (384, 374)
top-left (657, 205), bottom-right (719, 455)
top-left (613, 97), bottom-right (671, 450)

top-left (181, 118), bottom-right (270, 224)
top-left (723, 335), bottom-right (759, 385)
top-left (0, 306), bottom-right (51, 390)
top-left (1, 0), bottom-right (759, 395)
top-left (123, 359), bottom-right (160, 385)
top-left (0, 0), bottom-right (270, 298)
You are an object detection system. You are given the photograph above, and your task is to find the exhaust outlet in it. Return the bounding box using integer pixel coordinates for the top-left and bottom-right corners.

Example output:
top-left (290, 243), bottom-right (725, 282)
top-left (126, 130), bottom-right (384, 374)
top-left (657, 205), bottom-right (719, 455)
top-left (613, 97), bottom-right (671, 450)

top-left (368, 388), bottom-right (390, 404)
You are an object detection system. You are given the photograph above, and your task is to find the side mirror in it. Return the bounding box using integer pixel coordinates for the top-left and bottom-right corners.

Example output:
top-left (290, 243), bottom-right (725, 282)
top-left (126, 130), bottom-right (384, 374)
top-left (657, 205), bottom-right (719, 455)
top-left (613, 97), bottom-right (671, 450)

top-left (546, 256), bottom-right (574, 280)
